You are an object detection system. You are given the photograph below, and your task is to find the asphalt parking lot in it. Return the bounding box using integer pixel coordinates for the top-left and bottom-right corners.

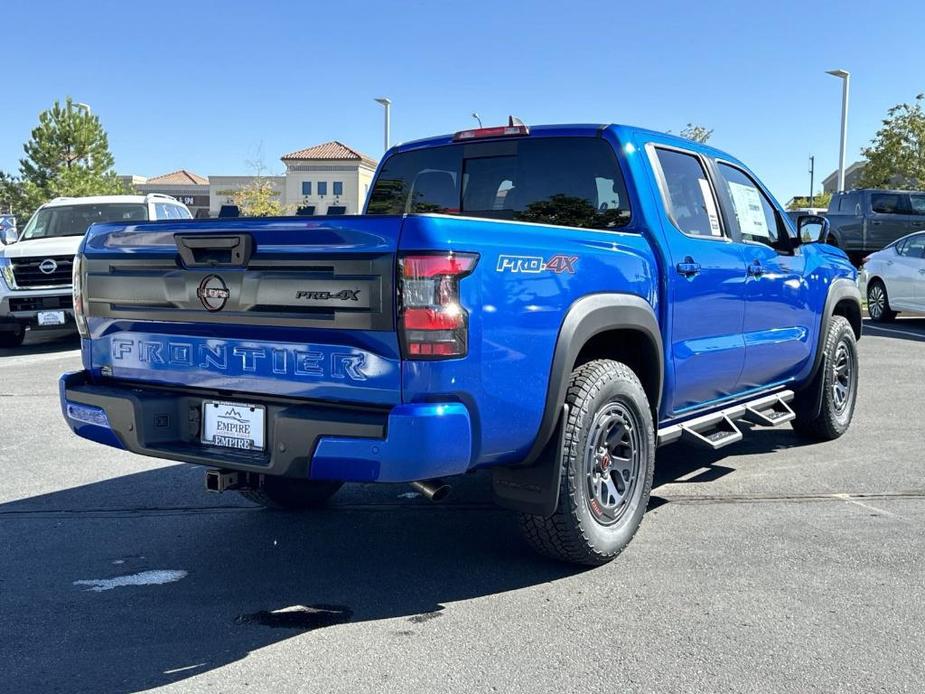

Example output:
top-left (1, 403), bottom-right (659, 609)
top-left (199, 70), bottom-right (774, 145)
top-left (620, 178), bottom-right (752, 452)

top-left (1, 321), bottom-right (923, 694)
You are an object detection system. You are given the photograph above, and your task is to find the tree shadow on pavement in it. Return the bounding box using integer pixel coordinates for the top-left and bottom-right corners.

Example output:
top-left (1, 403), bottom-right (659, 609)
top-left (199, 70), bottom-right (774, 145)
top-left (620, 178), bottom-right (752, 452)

top-left (0, 328), bottom-right (80, 357)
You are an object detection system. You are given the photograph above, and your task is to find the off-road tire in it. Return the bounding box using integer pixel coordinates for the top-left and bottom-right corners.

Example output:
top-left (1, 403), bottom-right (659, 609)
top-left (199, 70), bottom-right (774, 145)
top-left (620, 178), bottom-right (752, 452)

top-left (791, 315), bottom-right (858, 441)
top-left (866, 279), bottom-right (896, 322)
top-left (239, 477), bottom-right (343, 510)
top-left (519, 359), bottom-right (655, 566)
top-left (0, 329), bottom-right (25, 348)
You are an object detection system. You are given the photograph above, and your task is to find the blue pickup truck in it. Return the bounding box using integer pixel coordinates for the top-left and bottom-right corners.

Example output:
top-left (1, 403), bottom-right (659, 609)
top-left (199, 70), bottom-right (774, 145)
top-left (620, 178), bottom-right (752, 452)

top-left (60, 123), bottom-right (862, 565)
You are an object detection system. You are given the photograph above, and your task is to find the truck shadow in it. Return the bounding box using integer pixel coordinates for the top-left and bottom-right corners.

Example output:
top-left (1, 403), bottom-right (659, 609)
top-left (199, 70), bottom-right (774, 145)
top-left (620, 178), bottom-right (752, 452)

top-left (0, 467), bottom-right (579, 693)
top-left (861, 317), bottom-right (925, 342)
top-left (1, 424), bottom-right (814, 693)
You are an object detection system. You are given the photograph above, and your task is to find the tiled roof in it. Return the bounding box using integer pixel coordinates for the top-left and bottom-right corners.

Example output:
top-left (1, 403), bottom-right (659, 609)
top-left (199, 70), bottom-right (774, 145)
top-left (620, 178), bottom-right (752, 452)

top-left (146, 169), bottom-right (209, 185)
top-left (281, 141), bottom-right (377, 168)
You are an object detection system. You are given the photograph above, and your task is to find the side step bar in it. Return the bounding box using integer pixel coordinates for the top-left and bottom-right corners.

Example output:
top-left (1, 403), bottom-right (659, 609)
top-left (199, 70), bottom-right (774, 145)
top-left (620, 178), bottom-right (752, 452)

top-left (657, 390), bottom-right (795, 450)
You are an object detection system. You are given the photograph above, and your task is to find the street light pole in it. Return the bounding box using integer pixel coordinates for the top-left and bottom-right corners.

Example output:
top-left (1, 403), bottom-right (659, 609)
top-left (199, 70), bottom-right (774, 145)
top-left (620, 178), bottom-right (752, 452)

top-left (374, 97), bottom-right (391, 152)
top-left (809, 155), bottom-right (815, 207)
top-left (471, 112), bottom-right (482, 128)
top-left (826, 69), bottom-right (850, 193)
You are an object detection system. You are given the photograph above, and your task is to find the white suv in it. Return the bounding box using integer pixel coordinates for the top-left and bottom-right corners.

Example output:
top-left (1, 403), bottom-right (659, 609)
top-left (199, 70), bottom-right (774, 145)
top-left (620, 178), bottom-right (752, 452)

top-left (0, 194), bottom-right (192, 347)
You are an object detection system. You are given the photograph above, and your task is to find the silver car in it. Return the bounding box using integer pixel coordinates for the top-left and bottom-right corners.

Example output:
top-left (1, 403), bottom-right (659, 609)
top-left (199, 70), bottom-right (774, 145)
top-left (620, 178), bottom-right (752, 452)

top-left (861, 231), bottom-right (925, 322)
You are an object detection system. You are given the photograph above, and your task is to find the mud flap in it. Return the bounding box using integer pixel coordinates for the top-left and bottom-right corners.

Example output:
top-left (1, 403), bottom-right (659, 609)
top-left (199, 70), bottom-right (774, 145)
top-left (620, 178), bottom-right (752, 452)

top-left (491, 405), bottom-right (568, 517)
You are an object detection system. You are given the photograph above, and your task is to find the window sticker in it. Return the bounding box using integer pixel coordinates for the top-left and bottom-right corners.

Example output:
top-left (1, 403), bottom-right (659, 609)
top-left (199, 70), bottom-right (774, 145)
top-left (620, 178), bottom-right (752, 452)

top-left (727, 181), bottom-right (770, 238)
top-left (697, 178), bottom-right (722, 236)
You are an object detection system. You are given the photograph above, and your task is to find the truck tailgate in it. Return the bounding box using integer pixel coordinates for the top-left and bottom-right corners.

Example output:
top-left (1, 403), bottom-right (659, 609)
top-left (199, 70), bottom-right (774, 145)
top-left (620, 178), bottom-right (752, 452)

top-left (81, 217), bottom-right (403, 406)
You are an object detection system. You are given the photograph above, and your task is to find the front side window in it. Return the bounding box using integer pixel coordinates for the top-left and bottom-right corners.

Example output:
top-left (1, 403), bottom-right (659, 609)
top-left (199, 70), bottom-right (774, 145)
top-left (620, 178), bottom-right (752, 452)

top-left (717, 163), bottom-right (788, 250)
top-left (317, 182), bottom-right (328, 196)
top-left (366, 137), bottom-right (632, 231)
top-left (20, 203), bottom-right (148, 240)
top-left (653, 148), bottom-right (722, 238)
top-left (301, 181), bottom-right (312, 196)
top-left (898, 234), bottom-right (925, 258)
top-left (333, 181), bottom-right (343, 196)
top-left (907, 193), bottom-right (925, 215)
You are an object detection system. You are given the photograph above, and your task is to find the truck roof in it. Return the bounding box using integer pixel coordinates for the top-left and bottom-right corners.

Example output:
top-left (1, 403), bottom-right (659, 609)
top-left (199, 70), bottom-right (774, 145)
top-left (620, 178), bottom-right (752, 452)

top-left (389, 122), bottom-right (746, 168)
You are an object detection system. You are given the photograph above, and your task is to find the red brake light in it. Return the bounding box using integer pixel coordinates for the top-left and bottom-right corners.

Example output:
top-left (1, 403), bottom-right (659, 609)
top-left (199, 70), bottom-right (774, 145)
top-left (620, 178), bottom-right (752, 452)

top-left (452, 125), bottom-right (529, 141)
top-left (399, 252), bottom-right (478, 360)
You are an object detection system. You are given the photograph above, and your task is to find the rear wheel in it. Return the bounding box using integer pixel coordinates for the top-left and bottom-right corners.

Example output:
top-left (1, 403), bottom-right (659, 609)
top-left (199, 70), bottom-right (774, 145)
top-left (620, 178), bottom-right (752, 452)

top-left (519, 359), bottom-right (654, 566)
top-left (239, 477), bottom-right (343, 510)
top-left (0, 328), bottom-right (24, 348)
top-left (866, 280), bottom-right (896, 322)
top-left (791, 315), bottom-right (859, 441)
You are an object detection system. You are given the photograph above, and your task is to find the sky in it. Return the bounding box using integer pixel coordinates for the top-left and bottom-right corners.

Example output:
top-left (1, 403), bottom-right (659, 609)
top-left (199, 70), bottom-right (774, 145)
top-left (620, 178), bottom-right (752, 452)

top-left (3, 0), bottom-right (924, 203)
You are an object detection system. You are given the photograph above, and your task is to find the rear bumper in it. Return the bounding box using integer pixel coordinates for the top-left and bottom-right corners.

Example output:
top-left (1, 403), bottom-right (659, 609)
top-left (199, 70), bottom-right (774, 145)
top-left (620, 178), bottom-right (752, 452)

top-left (59, 371), bottom-right (473, 483)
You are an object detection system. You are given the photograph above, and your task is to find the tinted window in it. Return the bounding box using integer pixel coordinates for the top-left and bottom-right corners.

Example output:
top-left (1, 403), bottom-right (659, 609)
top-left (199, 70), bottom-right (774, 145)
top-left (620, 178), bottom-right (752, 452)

top-left (871, 193), bottom-right (904, 215)
top-left (907, 193), bottom-right (925, 215)
top-left (717, 163), bottom-right (789, 250)
top-left (654, 148), bottom-right (722, 238)
top-left (301, 181), bottom-right (311, 196)
top-left (333, 181), bottom-right (343, 196)
top-left (20, 203), bottom-right (148, 240)
top-left (367, 137), bottom-right (632, 231)
top-left (318, 182), bottom-right (328, 196)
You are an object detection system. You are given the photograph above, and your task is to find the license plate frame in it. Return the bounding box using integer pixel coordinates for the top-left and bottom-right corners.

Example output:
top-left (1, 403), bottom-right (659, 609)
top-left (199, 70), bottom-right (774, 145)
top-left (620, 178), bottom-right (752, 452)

top-left (37, 310), bottom-right (66, 327)
top-left (201, 400), bottom-right (266, 452)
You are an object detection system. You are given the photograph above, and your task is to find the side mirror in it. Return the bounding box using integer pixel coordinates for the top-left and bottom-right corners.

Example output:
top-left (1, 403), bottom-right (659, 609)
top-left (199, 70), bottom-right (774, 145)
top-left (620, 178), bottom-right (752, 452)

top-left (796, 214), bottom-right (829, 245)
top-left (0, 215), bottom-right (17, 245)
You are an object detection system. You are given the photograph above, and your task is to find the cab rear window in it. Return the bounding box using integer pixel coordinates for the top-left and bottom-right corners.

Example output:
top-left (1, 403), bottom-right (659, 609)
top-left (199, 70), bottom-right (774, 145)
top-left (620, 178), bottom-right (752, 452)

top-left (366, 137), bottom-right (631, 230)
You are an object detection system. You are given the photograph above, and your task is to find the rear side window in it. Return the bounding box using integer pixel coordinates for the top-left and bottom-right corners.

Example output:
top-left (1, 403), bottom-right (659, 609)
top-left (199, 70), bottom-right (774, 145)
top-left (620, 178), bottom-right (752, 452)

top-left (653, 148), bottom-right (722, 238)
top-left (871, 193), bottom-right (905, 215)
top-left (366, 137), bottom-right (632, 231)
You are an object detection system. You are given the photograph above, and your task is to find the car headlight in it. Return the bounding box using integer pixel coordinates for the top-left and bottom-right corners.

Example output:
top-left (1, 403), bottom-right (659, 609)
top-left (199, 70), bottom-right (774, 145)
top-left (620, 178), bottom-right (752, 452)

top-left (0, 257), bottom-right (15, 290)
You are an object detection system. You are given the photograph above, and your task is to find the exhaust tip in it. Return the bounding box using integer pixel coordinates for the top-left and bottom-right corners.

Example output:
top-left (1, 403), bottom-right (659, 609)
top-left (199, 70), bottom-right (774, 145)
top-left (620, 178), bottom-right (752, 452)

top-left (410, 479), bottom-right (451, 503)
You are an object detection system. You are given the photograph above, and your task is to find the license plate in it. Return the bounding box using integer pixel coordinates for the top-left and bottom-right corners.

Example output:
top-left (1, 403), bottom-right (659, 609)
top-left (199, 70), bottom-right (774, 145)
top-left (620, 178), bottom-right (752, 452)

top-left (201, 401), bottom-right (265, 451)
top-left (37, 310), bottom-right (65, 326)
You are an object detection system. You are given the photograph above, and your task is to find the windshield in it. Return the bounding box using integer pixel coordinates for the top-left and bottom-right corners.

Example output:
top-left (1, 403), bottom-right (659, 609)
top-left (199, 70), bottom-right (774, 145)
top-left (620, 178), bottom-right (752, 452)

top-left (366, 137), bottom-right (632, 230)
top-left (20, 203), bottom-right (148, 240)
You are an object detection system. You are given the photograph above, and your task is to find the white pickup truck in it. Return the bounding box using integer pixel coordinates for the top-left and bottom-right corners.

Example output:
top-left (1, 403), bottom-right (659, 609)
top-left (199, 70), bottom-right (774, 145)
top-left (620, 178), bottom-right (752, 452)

top-left (0, 194), bottom-right (191, 347)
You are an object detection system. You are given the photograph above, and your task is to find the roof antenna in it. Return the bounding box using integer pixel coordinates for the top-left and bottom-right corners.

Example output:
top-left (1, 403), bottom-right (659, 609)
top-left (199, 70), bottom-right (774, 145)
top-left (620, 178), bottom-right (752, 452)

top-left (508, 115), bottom-right (526, 127)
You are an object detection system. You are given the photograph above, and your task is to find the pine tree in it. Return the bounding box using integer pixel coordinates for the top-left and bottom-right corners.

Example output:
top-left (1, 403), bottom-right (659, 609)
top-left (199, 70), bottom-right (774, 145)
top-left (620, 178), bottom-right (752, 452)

top-left (0, 97), bottom-right (128, 220)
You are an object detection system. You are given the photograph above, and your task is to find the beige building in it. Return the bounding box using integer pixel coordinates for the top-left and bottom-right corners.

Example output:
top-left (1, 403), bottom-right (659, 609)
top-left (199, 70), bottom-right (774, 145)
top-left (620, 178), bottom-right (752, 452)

top-left (125, 141), bottom-right (378, 217)
top-left (281, 141), bottom-right (378, 216)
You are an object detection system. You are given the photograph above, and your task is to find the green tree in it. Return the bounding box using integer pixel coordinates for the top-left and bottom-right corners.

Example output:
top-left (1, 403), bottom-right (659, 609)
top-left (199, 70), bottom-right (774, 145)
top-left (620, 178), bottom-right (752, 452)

top-left (0, 97), bottom-right (128, 220)
top-left (787, 192), bottom-right (832, 210)
top-left (232, 161), bottom-right (286, 217)
top-left (857, 94), bottom-right (925, 189)
top-left (680, 123), bottom-right (713, 144)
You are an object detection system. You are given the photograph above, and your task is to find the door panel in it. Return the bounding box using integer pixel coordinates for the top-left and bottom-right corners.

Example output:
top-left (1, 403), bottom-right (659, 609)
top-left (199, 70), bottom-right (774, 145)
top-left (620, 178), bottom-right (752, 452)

top-left (649, 146), bottom-right (747, 414)
top-left (714, 162), bottom-right (815, 388)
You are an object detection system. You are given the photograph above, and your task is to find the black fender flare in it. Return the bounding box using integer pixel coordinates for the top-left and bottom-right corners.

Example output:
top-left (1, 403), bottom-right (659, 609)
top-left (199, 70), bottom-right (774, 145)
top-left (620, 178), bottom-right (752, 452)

top-left (492, 293), bottom-right (663, 516)
top-left (796, 277), bottom-right (862, 418)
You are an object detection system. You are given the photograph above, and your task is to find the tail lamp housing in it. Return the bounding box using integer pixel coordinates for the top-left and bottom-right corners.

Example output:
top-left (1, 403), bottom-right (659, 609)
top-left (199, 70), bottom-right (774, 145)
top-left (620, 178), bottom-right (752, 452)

top-left (73, 253), bottom-right (89, 338)
top-left (399, 252), bottom-right (478, 359)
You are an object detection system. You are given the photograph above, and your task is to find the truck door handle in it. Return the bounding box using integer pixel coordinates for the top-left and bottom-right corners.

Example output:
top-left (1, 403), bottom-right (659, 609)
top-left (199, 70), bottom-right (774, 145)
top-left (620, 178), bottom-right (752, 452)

top-left (747, 260), bottom-right (764, 277)
top-left (676, 258), bottom-right (701, 277)
top-left (872, 220), bottom-right (882, 226)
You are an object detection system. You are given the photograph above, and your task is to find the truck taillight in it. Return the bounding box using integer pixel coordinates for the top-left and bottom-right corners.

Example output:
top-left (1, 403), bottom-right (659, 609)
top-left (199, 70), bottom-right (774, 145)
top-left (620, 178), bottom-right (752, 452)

top-left (73, 253), bottom-right (89, 339)
top-left (399, 253), bottom-right (478, 359)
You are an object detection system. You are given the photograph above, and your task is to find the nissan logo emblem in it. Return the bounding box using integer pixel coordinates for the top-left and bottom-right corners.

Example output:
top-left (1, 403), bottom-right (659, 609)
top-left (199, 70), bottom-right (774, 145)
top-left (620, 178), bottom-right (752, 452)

top-left (39, 259), bottom-right (58, 275)
top-left (196, 274), bottom-right (230, 312)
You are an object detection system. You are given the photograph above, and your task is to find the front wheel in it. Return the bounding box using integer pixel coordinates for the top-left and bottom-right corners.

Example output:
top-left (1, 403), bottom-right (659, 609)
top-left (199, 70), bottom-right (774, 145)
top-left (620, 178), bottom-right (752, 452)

top-left (866, 280), bottom-right (896, 322)
top-left (239, 477), bottom-right (343, 510)
top-left (791, 315), bottom-right (859, 441)
top-left (519, 359), bottom-right (655, 566)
